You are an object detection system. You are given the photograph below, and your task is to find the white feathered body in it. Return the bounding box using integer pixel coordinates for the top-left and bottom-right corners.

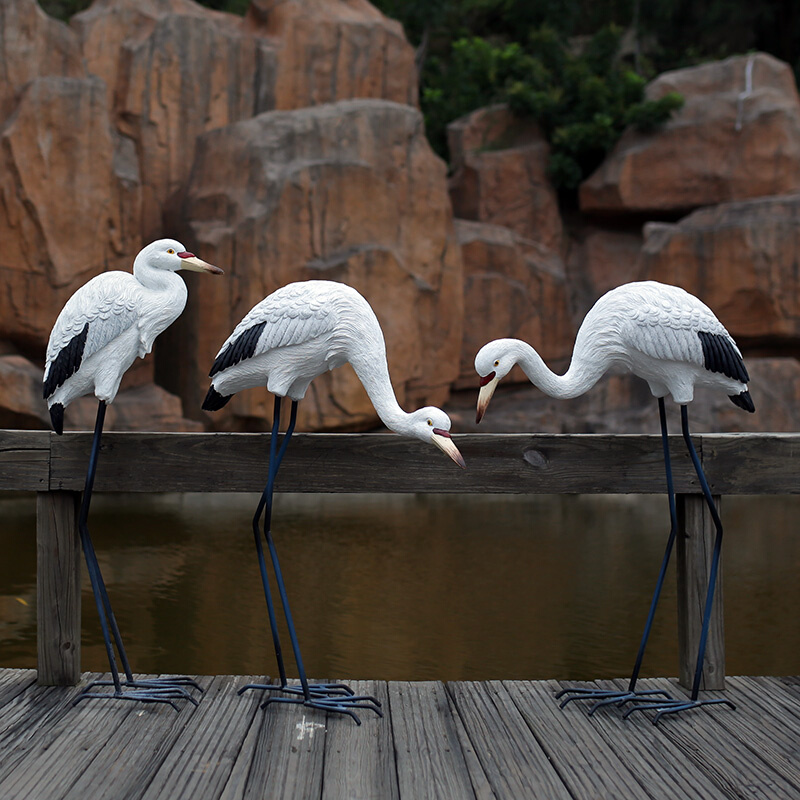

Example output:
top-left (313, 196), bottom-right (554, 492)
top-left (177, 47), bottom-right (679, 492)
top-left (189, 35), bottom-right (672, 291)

top-left (205, 280), bottom-right (465, 453)
top-left (477, 281), bottom-right (752, 408)
top-left (209, 281), bottom-right (387, 401)
top-left (569, 281), bottom-right (747, 403)
top-left (44, 268), bottom-right (188, 409)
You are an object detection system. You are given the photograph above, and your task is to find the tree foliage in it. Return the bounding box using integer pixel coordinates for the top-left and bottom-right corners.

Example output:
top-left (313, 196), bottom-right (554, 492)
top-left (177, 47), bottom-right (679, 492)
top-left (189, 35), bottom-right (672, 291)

top-left (421, 25), bottom-right (682, 189)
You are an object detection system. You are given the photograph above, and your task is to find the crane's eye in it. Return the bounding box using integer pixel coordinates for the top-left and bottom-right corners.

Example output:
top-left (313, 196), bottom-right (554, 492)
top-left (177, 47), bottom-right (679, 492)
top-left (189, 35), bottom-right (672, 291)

top-left (167, 248), bottom-right (175, 254)
top-left (494, 360), bottom-right (500, 367)
top-left (427, 419), bottom-right (433, 426)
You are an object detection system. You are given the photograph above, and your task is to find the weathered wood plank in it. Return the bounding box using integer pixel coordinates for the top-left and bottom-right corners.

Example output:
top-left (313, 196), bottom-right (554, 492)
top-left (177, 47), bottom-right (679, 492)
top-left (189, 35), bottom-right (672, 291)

top-left (2, 670), bottom-right (800, 800)
top-left (0, 430), bottom-right (49, 491)
top-left (615, 676), bottom-right (800, 799)
top-left (0, 429), bottom-right (780, 494)
top-left (48, 432), bottom-right (706, 494)
top-left (446, 681), bottom-right (571, 800)
top-left (36, 491), bottom-right (81, 686)
top-left (389, 681), bottom-right (484, 800)
top-left (138, 675), bottom-right (263, 800)
top-left (0, 668), bottom-right (37, 707)
top-left (677, 494), bottom-right (725, 690)
top-left (60, 675), bottom-right (222, 800)
top-left (701, 433), bottom-right (800, 494)
top-left (504, 679), bottom-right (707, 800)
top-left (710, 677), bottom-right (800, 792)
top-left (549, 678), bottom-right (730, 799)
top-left (0, 674), bottom-right (138, 800)
top-left (236, 693), bottom-right (327, 800)
top-left (321, 680), bottom-right (400, 800)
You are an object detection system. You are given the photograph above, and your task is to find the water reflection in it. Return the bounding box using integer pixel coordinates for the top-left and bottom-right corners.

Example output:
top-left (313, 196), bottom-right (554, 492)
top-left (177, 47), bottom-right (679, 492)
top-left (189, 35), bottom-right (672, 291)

top-left (1, 493), bottom-right (798, 681)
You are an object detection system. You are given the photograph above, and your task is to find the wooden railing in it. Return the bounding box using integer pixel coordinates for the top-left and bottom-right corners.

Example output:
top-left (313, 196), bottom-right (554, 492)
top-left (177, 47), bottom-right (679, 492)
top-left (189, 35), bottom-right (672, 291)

top-left (3, 429), bottom-right (798, 689)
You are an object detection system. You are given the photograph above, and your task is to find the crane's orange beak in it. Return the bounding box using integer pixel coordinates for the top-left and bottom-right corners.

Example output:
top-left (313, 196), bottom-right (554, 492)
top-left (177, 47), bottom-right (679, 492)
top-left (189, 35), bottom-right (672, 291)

top-left (476, 372), bottom-right (499, 423)
top-left (431, 429), bottom-right (466, 468)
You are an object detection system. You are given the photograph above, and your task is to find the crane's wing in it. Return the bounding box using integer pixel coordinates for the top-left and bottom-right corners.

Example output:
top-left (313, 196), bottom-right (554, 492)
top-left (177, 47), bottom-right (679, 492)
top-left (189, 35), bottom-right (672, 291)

top-left (209, 283), bottom-right (336, 377)
top-left (43, 273), bottom-right (142, 399)
top-left (623, 295), bottom-right (748, 383)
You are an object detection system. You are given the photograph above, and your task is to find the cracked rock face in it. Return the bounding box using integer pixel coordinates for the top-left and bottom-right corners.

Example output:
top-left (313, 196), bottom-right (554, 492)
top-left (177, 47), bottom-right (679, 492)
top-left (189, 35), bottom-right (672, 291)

top-left (580, 53), bottom-right (800, 214)
top-left (171, 100), bottom-right (462, 432)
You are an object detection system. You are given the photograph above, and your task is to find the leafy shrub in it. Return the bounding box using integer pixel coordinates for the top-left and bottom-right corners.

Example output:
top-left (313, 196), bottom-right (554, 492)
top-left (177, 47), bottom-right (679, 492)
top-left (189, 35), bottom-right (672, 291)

top-left (422, 24), bottom-right (684, 189)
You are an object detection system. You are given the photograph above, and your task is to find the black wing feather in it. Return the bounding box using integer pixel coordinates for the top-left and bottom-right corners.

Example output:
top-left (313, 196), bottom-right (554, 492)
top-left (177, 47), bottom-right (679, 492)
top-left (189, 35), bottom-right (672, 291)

top-left (43, 323), bottom-right (90, 399)
top-left (209, 320), bottom-right (267, 378)
top-left (697, 331), bottom-right (749, 383)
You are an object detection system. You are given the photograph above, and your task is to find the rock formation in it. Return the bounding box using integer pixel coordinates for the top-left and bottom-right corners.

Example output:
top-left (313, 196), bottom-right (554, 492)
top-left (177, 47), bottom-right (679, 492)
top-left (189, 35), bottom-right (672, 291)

top-left (580, 53), bottom-right (800, 214)
top-left (0, 0), bottom-right (797, 434)
top-left (172, 99), bottom-right (462, 432)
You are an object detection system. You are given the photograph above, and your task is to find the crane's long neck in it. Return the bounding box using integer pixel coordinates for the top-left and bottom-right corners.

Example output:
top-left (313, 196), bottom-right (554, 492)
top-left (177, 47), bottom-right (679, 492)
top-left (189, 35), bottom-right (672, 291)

top-left (347, 331), bottom-right (412, 435)
top-left (509, 339), bottom-right (607, 399)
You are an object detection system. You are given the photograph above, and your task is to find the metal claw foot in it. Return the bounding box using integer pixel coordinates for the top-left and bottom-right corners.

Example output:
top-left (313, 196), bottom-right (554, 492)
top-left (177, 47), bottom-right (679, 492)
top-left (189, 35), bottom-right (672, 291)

top-left (623, 696), bottom-right (736, 724)
top-left (238, 680), bottom-right (358, 700)
top-left (555, 686), bottom-right (674, 714)
top-left (261, 693), bottom-right (384, 726)
top-left (74, 679), bottom-right (201, 711)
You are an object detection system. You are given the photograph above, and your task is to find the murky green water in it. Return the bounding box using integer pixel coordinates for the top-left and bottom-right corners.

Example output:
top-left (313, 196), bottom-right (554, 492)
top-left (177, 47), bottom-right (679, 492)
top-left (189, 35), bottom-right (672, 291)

top-left (1, 492), bottom-right (798, 681)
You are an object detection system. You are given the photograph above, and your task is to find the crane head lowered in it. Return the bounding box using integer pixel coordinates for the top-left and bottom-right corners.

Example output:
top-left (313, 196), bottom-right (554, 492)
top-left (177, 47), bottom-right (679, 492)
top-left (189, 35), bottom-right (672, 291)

top-left (134, 238), bottom-right (224, 275)
top-left (407, 407), bottom-right (466, 468)
top-left (474, 338), bottom-right (516, 423)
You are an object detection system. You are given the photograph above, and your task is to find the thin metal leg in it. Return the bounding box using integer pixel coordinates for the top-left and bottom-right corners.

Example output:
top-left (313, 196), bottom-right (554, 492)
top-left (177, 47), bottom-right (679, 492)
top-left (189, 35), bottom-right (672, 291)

top-left (75, 401), bottom-right (201, 710)
top-left (556, 398), bottom-right (675, 714)
top-left (624, 406), bottom-right (735, 722)
top-left (240, 397), bottom-right (381, 723)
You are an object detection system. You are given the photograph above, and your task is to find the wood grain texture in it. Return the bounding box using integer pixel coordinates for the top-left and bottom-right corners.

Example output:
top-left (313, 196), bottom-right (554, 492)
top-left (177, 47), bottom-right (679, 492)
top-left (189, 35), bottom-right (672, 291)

top-left (139, 675), bottom-right (262, 800)
top-left (321, 681), bottom-right (400, 800)
top-left (43, 430), bottom-right (800, 494)
top-left (549, 678), bottom-right (729, 799)
top-left (36, 491), bottom-right (81, 686)
top-left (447, 681), bottom-right (570, 800)
top-left (677, 495), bottom-right (725, 691)
top-left (625, 677), bottom-right (800, 799)
top-left (389, 681), bottom-right (482, 800)
top-left (0, 430), bottom-right (49, 491)
top-left (2, 671), bottom-right (800, 800)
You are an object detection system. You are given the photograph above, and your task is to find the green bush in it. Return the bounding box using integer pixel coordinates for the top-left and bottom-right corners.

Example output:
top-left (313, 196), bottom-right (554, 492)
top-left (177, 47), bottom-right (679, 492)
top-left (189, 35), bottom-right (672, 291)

top-left (423, 24), bottom-right (684, 189)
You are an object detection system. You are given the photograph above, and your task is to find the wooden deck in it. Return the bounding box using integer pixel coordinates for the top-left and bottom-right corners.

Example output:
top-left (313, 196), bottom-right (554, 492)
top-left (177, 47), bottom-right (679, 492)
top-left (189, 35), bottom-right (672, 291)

top-left (1, 669), bottom-right (799, 799)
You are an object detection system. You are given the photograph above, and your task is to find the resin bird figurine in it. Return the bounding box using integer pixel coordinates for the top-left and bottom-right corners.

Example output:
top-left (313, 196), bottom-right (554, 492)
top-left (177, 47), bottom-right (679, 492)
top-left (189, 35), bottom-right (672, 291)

top-left (44, 238), bottom-right (223, 709)
top-left (203, 279), bottom-right (465, 723)
top-left (475, 280), bottom-right (753, 722)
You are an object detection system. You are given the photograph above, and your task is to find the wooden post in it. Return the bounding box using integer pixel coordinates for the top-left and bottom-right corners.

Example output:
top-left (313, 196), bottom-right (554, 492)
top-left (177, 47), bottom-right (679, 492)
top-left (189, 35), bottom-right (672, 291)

top-left (676, 493), bottom-right (724, 691)
top-left (36, 491), bottom-right (81, 685)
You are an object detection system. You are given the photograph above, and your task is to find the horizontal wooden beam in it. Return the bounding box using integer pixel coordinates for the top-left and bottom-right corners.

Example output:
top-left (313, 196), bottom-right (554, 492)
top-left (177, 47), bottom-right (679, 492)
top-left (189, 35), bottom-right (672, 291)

top-left (32, 430), bottom-right (800, 495)
top-left (0, 430), bottom-right (50, 491)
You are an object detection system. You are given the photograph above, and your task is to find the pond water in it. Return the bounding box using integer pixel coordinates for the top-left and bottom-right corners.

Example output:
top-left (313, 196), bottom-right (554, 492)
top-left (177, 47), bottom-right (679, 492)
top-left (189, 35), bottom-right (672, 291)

top-left (1, 492), bottom-right (798, 682)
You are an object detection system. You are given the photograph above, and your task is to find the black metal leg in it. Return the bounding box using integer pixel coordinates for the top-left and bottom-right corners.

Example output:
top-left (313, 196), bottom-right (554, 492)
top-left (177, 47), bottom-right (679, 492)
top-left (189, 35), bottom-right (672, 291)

top-left (75, 401), bottom-right (201, 710)
top-left (240, 397), bottom-right (382, 724)
top-left (624, 405), bottom-right (735, 722)
top-left (556, 398), bottom-right (675, 714)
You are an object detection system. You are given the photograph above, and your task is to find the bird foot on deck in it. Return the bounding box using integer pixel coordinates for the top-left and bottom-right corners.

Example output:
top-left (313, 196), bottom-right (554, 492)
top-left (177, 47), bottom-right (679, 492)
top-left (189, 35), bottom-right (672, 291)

top-left (74, 679), bottom-right (201, 711)
top-left (261, 693), bottom-right (384, 725)
top-left (555, 686), bottom-right (673, 715)
top-left (622, 696), bottom-right (735, 723)
top-left (238, 680), bottom-right (358, 700)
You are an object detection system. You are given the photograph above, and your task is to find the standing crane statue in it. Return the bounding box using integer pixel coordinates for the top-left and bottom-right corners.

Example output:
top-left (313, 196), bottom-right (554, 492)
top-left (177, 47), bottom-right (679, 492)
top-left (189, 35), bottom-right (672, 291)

top-left (474, 280), bottom-right (754, 723)
top-left (203, 279), bottom-right (466, 724)
top-left (44, 238), bottom-right (223, 709)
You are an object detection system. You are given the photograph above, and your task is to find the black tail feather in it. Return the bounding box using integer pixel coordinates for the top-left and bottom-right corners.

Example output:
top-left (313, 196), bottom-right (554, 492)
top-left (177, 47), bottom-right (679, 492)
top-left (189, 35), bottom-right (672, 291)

top-left (49, 403), bottom-right (64, 435)
top-left (729, 390), bottom-right (755, 413)
top-left (202, 385), bottom-right (232, 411)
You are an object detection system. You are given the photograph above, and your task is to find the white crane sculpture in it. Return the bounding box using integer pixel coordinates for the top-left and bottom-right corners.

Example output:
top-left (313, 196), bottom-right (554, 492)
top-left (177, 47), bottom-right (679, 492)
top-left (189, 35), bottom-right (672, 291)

top-left (44, 239), bottom-right (223, 709)
top-left (475, 280), bottom-right (753, 722)
top-left (203, 279), bottom-right (465, 723)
